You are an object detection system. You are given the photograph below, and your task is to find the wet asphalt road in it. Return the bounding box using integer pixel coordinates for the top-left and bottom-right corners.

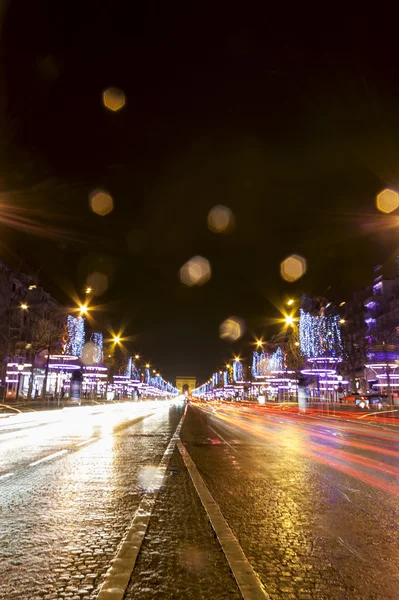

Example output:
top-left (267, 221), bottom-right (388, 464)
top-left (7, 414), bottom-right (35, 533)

top-left (181, 402), bottom-right (399, 600)
top-left (0, 400), bottom-right (184, 599)
top-left (1, 399), bottom-right (398, 600)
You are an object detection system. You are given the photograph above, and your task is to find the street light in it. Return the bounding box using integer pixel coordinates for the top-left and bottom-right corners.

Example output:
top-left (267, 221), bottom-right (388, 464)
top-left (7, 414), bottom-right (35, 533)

top-left (79, 304), bottom-right (89, 315)
top-left (285, 315), bottom-right (294, 326)
top-left (20, 303), bottom-right (28, 310)
top-left (340, 319), bottom-right (346, 325)
top-left (256, 340), bottom-right (264, 348)
top-left (135, 354), bottom-right (140, 360)
top-left (287, 299), bottom-right (294, 306)
top-left (145, 363), bottom-right (150, 368)
top-left (85, 286), bottom-right (92, 294)
top-left (113, 336), bottom-right (121, 344)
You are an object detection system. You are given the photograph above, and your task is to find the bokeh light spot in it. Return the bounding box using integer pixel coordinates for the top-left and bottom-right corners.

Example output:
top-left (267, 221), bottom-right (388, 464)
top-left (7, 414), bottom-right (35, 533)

top-left (86, 272), bottom-right (108, 296)
top-left (102, 87), bottom-right (126, 112)
top-left (376, 188), bottom-right (399, 214)
top-left (138, 465), bottom-right (164, 491)
top-left (219, 316), bottom-right (245, 342)
top-left (89, 189), bottom-right (113, 216)
top-left (179, 544), bottom-right (208, 573)
top-left (180, 256), bottom-right (211, 286)
top-left (207, 204), bottom-right (235, 233)
top-left (280, 254), bottom-right (307, 282)
top-left (81, 342), bottom-right (97, 366)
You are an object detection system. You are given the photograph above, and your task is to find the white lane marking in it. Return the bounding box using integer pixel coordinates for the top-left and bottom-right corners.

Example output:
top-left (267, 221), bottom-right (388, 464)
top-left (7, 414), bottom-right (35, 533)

top-left (76, 437), bottom-right (98, 447)
top-left (337, 537), bottom-right (366, 562)
top-left (28, 450), bottom-right (69, 467)
top-left (208, 424), bottom-right (237, 453)
top-left (96, 411), bottom-right (186, 600)
top-left (177, 440), bottom-right (270, 600)
top-left (1, 410), bottom-right (160, 479)
top-left (0, 472), bottom-right (14, 481)
top-left (337, 489), bottom-right (351, 502)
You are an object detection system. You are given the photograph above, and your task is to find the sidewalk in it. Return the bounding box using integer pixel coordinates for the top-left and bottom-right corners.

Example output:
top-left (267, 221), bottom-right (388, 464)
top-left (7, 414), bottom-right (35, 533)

top-left (124, 448), bottom-right (241, 600)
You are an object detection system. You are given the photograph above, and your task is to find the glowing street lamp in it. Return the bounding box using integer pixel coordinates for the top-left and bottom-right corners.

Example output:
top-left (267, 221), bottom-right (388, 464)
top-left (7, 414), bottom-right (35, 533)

top-left (135, 354), bottom-right (140, 360)
top-left (113, 336), bottom-right (121, 344)
top-left (85, 286), bottom-right (92, 294)
top-left (79, 304), bottom-right (89, 315)
top-left (285, 315), bottom-right (294, 326)
top-left (145, 363), bottom-right (150, 369)
top-left (20, 303), bottom-right (28, 310)
top-left (287, 299), bottom-right (294, 306)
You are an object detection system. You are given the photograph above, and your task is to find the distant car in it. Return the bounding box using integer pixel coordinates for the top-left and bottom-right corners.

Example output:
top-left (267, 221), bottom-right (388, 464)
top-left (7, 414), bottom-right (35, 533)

top-left (343, 394), bottom-right (388, 409)
top-left (354, 395), bottom-right (387, 409)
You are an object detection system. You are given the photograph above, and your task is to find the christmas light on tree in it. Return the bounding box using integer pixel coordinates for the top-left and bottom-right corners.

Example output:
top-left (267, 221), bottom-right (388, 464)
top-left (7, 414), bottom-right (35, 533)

top-left (223, 370), bottom-right (229, 386)
top-left (233, 360), bottom-right (244, 382)
top-left (65, 315), bottom-right (85, 357)
top-left (125, 356), bottom-right (132, 377)
top-left (90, 332), bottom-right (104, 363)
top-left (299, 309), bottom-right (342, 358)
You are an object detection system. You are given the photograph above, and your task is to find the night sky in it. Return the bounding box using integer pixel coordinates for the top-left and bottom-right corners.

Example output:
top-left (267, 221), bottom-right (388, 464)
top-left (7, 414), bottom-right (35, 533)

top-left (1, 3), bottom-right (399, 382)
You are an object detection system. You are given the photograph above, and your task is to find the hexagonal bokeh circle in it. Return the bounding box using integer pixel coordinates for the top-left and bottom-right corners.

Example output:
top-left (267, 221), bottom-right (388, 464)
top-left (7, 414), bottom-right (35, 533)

top-left (280, 254), bottom-right (307, 282)
top-left (102, 87), bottom-right (126, 112)
top-left (89, 190), bottom-right (113, 216)
top-left (377, 188), bottom-right (399, 214)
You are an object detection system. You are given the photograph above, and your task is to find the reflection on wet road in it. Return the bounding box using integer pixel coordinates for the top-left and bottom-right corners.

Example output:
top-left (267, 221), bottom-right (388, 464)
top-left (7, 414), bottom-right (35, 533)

top-left (0, 400), bottom-right (183, 600)
top-left (182, 402), bottom-right (399, 599)
top-left (1, 399), bottom-right (398, 599)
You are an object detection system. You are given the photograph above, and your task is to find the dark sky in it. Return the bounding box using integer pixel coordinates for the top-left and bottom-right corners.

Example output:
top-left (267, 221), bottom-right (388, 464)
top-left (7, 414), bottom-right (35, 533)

top-left (1, 3), bottom-right (399, 382)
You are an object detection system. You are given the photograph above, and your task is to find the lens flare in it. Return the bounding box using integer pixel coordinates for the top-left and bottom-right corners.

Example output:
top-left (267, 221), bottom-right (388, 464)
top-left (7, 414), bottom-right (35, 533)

top-left (86, 272), bottom-right (108, 296)
top-left (376, 188), bottom-right (399, 214)
top-left (207, 205), bottom-right (235, 233)
top-left (219, 317), bottom-right (245, 342)
top-left (102, 87), bottom-right (126, 112)
top-left (280, 254), bottom-right (307, 282)
top-left (138, 465), bottom-right (164, 491)
top-left (179, 256), bottom-right (211, 286)
top-left (89, 189), bottom-right (114, 216)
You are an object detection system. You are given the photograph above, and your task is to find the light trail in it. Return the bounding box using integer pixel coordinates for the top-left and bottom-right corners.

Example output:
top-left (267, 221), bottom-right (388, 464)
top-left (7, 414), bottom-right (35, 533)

top-left (195, 403), bottom-right (399, 497)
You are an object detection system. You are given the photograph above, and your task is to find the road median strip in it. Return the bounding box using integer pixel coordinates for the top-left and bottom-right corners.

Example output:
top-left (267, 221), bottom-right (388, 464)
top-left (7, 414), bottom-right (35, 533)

top-left (96, 411), bottom-right (186, 600)
top-left (177, 439), bottom-right (270, 600)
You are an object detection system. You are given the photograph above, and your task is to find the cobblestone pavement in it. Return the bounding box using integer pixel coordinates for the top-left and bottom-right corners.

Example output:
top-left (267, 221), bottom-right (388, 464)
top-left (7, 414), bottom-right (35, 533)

top-left (181, 403), bottom-right (399, 600)
top-left (0, 402), bottom-right (160, 474)
top-left (0, 401), bottom-right (183, 600)
top-left (125, 447), bottom-right (241, 600)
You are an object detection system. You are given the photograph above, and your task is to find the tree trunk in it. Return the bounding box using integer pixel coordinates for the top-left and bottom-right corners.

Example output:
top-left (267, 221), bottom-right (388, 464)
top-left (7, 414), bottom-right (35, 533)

top-left (41, 347), bottom-right (51, 400)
